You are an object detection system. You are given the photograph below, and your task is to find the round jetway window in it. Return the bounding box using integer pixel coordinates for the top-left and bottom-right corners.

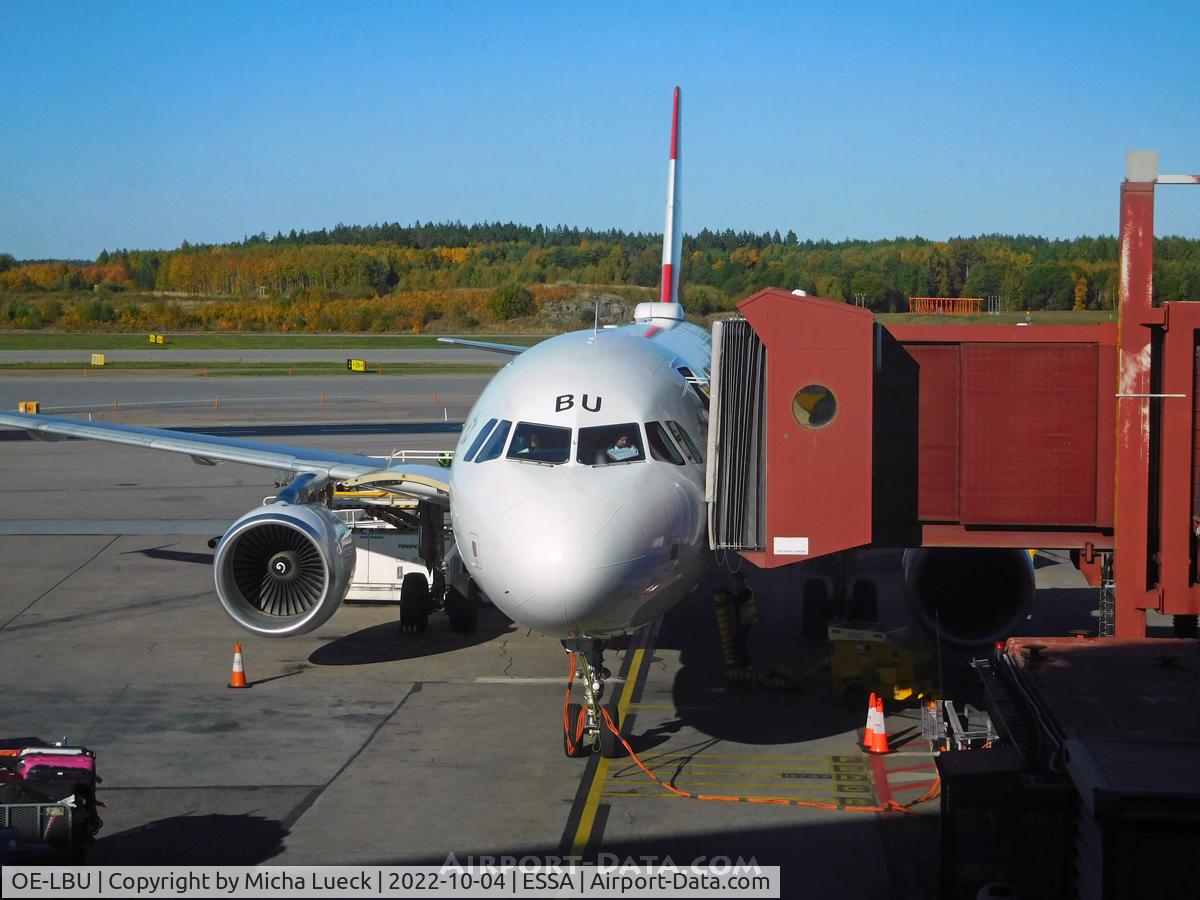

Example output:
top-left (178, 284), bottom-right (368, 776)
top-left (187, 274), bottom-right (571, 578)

top-left (792, 384), bottom-right (837, 429)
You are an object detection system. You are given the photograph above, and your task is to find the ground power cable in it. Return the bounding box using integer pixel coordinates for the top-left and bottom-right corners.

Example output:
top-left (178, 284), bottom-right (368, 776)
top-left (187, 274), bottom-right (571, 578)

top-left (563, 655), bottom-right (940, 814)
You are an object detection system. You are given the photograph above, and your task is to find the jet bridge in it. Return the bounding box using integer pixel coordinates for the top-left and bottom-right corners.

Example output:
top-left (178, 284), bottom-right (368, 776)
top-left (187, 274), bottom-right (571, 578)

top-left (709, 293), bottom-right (1117, 557)
top-left (708, 150), bottom-right (1200, 639)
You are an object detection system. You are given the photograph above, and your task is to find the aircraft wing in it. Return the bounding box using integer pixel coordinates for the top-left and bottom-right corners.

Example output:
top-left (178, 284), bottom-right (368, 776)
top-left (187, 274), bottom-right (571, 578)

top-left (0, 411), bottom-right (451, 505)
top-left (437, 337), bottom-right (528, 356)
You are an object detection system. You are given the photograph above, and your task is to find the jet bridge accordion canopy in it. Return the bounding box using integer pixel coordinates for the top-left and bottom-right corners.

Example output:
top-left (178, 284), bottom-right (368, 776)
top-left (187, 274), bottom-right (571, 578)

top-left (707, 318), bottom-right (767, 551)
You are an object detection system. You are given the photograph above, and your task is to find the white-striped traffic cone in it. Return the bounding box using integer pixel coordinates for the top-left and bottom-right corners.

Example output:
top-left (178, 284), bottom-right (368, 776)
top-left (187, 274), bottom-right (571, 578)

top-left (228, 643), bottom-right (248, 689)
top-left (862, 692), bottom-right (879, 750)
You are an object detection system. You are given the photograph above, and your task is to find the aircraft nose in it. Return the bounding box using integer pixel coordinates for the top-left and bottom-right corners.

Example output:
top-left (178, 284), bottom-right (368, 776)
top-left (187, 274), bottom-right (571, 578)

top-left (490, 487), bottom-right (655, 634)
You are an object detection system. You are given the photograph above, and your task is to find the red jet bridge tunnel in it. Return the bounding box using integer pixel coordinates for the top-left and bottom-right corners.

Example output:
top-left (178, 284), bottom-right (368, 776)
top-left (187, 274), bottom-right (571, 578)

top-left (708, 150), bottom-right (1200, 643)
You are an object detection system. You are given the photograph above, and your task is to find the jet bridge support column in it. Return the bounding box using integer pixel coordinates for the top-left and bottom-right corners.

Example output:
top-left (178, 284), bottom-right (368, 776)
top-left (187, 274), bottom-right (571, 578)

top-left (1113, 151), bottom-right (1200, 637)
top-left (1113, 153), bottom-right (1158, 637)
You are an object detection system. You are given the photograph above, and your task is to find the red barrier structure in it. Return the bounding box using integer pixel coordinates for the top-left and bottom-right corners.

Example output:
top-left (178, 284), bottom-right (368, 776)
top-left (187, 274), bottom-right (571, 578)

top-left (908, 297), bottom-right (983, 316)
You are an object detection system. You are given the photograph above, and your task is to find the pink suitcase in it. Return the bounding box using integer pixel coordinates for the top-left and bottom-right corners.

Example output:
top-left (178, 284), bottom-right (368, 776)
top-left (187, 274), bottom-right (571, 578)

top-left (18, 752), bottom-right (95, 780)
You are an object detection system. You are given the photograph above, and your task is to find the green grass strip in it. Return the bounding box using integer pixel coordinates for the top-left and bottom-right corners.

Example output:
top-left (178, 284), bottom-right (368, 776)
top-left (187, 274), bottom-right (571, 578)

top-left (0, 360), bottom-right (499, 376)
top-left (0, 332), bottom-right (544, 350)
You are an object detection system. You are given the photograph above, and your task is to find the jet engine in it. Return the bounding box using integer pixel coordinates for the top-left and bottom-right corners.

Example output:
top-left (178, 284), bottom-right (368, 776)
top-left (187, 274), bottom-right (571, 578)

top-left (214, 502), bottom-right (356, 637)
top-left (901, 548), bottom-right (1034, 647)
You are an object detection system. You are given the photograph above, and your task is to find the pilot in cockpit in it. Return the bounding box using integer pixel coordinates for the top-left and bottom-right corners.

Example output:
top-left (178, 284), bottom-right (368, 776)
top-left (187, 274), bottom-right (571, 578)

top-left (606, 434), bottom-right (638, 463)
top-left (516, 433), bottom-right (543, 456)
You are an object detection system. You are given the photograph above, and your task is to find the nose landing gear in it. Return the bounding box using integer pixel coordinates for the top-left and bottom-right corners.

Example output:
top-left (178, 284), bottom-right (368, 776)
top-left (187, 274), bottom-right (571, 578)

top-left (562, 639), bottom-right (624, 759)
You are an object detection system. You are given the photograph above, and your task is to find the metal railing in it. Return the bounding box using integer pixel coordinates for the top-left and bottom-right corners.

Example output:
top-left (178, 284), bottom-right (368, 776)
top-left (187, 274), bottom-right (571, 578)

top-left (1, 802), bottom-right (75, 849)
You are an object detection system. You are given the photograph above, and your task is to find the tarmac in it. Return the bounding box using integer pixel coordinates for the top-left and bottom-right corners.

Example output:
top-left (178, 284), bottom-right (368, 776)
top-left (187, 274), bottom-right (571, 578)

top-left (0, 348), bottom-right (505, 365)
top-left (0, 373), bottom-right (1101, 897)
top-left (0, 373), bottom-right (491, 421)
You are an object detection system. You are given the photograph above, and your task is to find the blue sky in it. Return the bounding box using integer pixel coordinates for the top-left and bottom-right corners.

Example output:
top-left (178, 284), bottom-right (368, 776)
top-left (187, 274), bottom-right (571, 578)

top-left (2, 1), bottom-right (1198, 259)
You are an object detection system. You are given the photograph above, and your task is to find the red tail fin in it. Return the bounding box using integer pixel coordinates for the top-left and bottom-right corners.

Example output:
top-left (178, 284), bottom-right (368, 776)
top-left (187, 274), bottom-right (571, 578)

top-left (660, 87), bottom-right (682, 304)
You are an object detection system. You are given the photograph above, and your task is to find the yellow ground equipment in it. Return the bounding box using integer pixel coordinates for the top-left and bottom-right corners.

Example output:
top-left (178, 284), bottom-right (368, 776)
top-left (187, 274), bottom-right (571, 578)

top-left (828, 622), bottom-right (933, 706)
top-left (18, 402), bottom-right (40, 414)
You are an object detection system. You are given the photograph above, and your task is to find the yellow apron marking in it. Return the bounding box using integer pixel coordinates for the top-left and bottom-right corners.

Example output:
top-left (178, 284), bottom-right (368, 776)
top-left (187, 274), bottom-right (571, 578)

top-left (609, 761), bottom-right (829, 776)
top-left (604, 755), bottom-right (876, 805)
top-left (570, 647), bottom-right (646, 856)
top-left (600, 791), bottom-right (835, 801)
top-left (608, 781), bottom-right (845, 790)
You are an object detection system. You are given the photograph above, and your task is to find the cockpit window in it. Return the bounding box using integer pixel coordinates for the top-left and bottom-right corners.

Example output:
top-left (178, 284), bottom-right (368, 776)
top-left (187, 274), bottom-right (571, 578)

top-left (507, 422), bottom-right (571, 464)
top-left (666, 420), bottom-right (703, 463)
top-left (646, 421), bottom-right (685, 465)
top-left (577, 423), bottom-right (646, 466)
top-left (475, 419), bottom-right (512, 462)
top-left (462, 418), bottom-right (497, 463)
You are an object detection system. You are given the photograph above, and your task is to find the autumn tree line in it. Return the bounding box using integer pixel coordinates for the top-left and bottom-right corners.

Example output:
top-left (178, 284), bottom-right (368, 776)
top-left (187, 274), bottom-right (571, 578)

top-left (2, 224), bottom-right (1199, 332)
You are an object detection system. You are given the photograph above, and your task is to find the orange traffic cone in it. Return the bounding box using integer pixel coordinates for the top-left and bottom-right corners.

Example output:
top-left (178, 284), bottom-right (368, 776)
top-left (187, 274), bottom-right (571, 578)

top-left (869, 696), bottom-right (890, 754)
top-left (862, 693), bottom-right (879, 751)
top-left (228, 643), bottom-right (248, 689)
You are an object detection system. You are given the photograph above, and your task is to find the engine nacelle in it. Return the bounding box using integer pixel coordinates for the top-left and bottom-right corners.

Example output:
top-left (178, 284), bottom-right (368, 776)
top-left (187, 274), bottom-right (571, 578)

top-left (214, 502), bottom-right (356, 637)
top-left (901, 548), bottom-right (1034, 647)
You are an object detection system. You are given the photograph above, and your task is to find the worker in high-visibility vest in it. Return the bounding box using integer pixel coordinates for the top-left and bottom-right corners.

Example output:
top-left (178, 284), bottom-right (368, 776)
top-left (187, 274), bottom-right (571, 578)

top-left (730, 572), bottom-right (760, 668)
top-left (712, 589), bottom-right (739, 669)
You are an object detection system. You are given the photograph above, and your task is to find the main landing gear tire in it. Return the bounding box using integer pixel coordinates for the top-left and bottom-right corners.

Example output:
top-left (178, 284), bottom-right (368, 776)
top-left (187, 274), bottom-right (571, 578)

top-left (399, 572), bottom-right (430, 633)
top-left (599, 701), bottom-right (623, 759)
top-left (848, 579), bottom-right (879, 623)
top-left (801, 578), bottom-right (831, 639)
top-left (446, 584), bottom-right (478, 633)
top-left (564, 702), bottom-right (590, 758)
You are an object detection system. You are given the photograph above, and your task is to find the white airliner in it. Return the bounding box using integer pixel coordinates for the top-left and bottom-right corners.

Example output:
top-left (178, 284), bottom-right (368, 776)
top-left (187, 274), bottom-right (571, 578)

top-left (0, 87), bottom-right (710, 757)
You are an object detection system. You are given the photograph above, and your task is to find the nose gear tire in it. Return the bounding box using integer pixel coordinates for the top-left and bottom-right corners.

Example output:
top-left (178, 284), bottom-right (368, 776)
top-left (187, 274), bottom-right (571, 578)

top-left (564, 702), bottom-right (590, 758)
top-left (600, 701), bottom-right (623, 758)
